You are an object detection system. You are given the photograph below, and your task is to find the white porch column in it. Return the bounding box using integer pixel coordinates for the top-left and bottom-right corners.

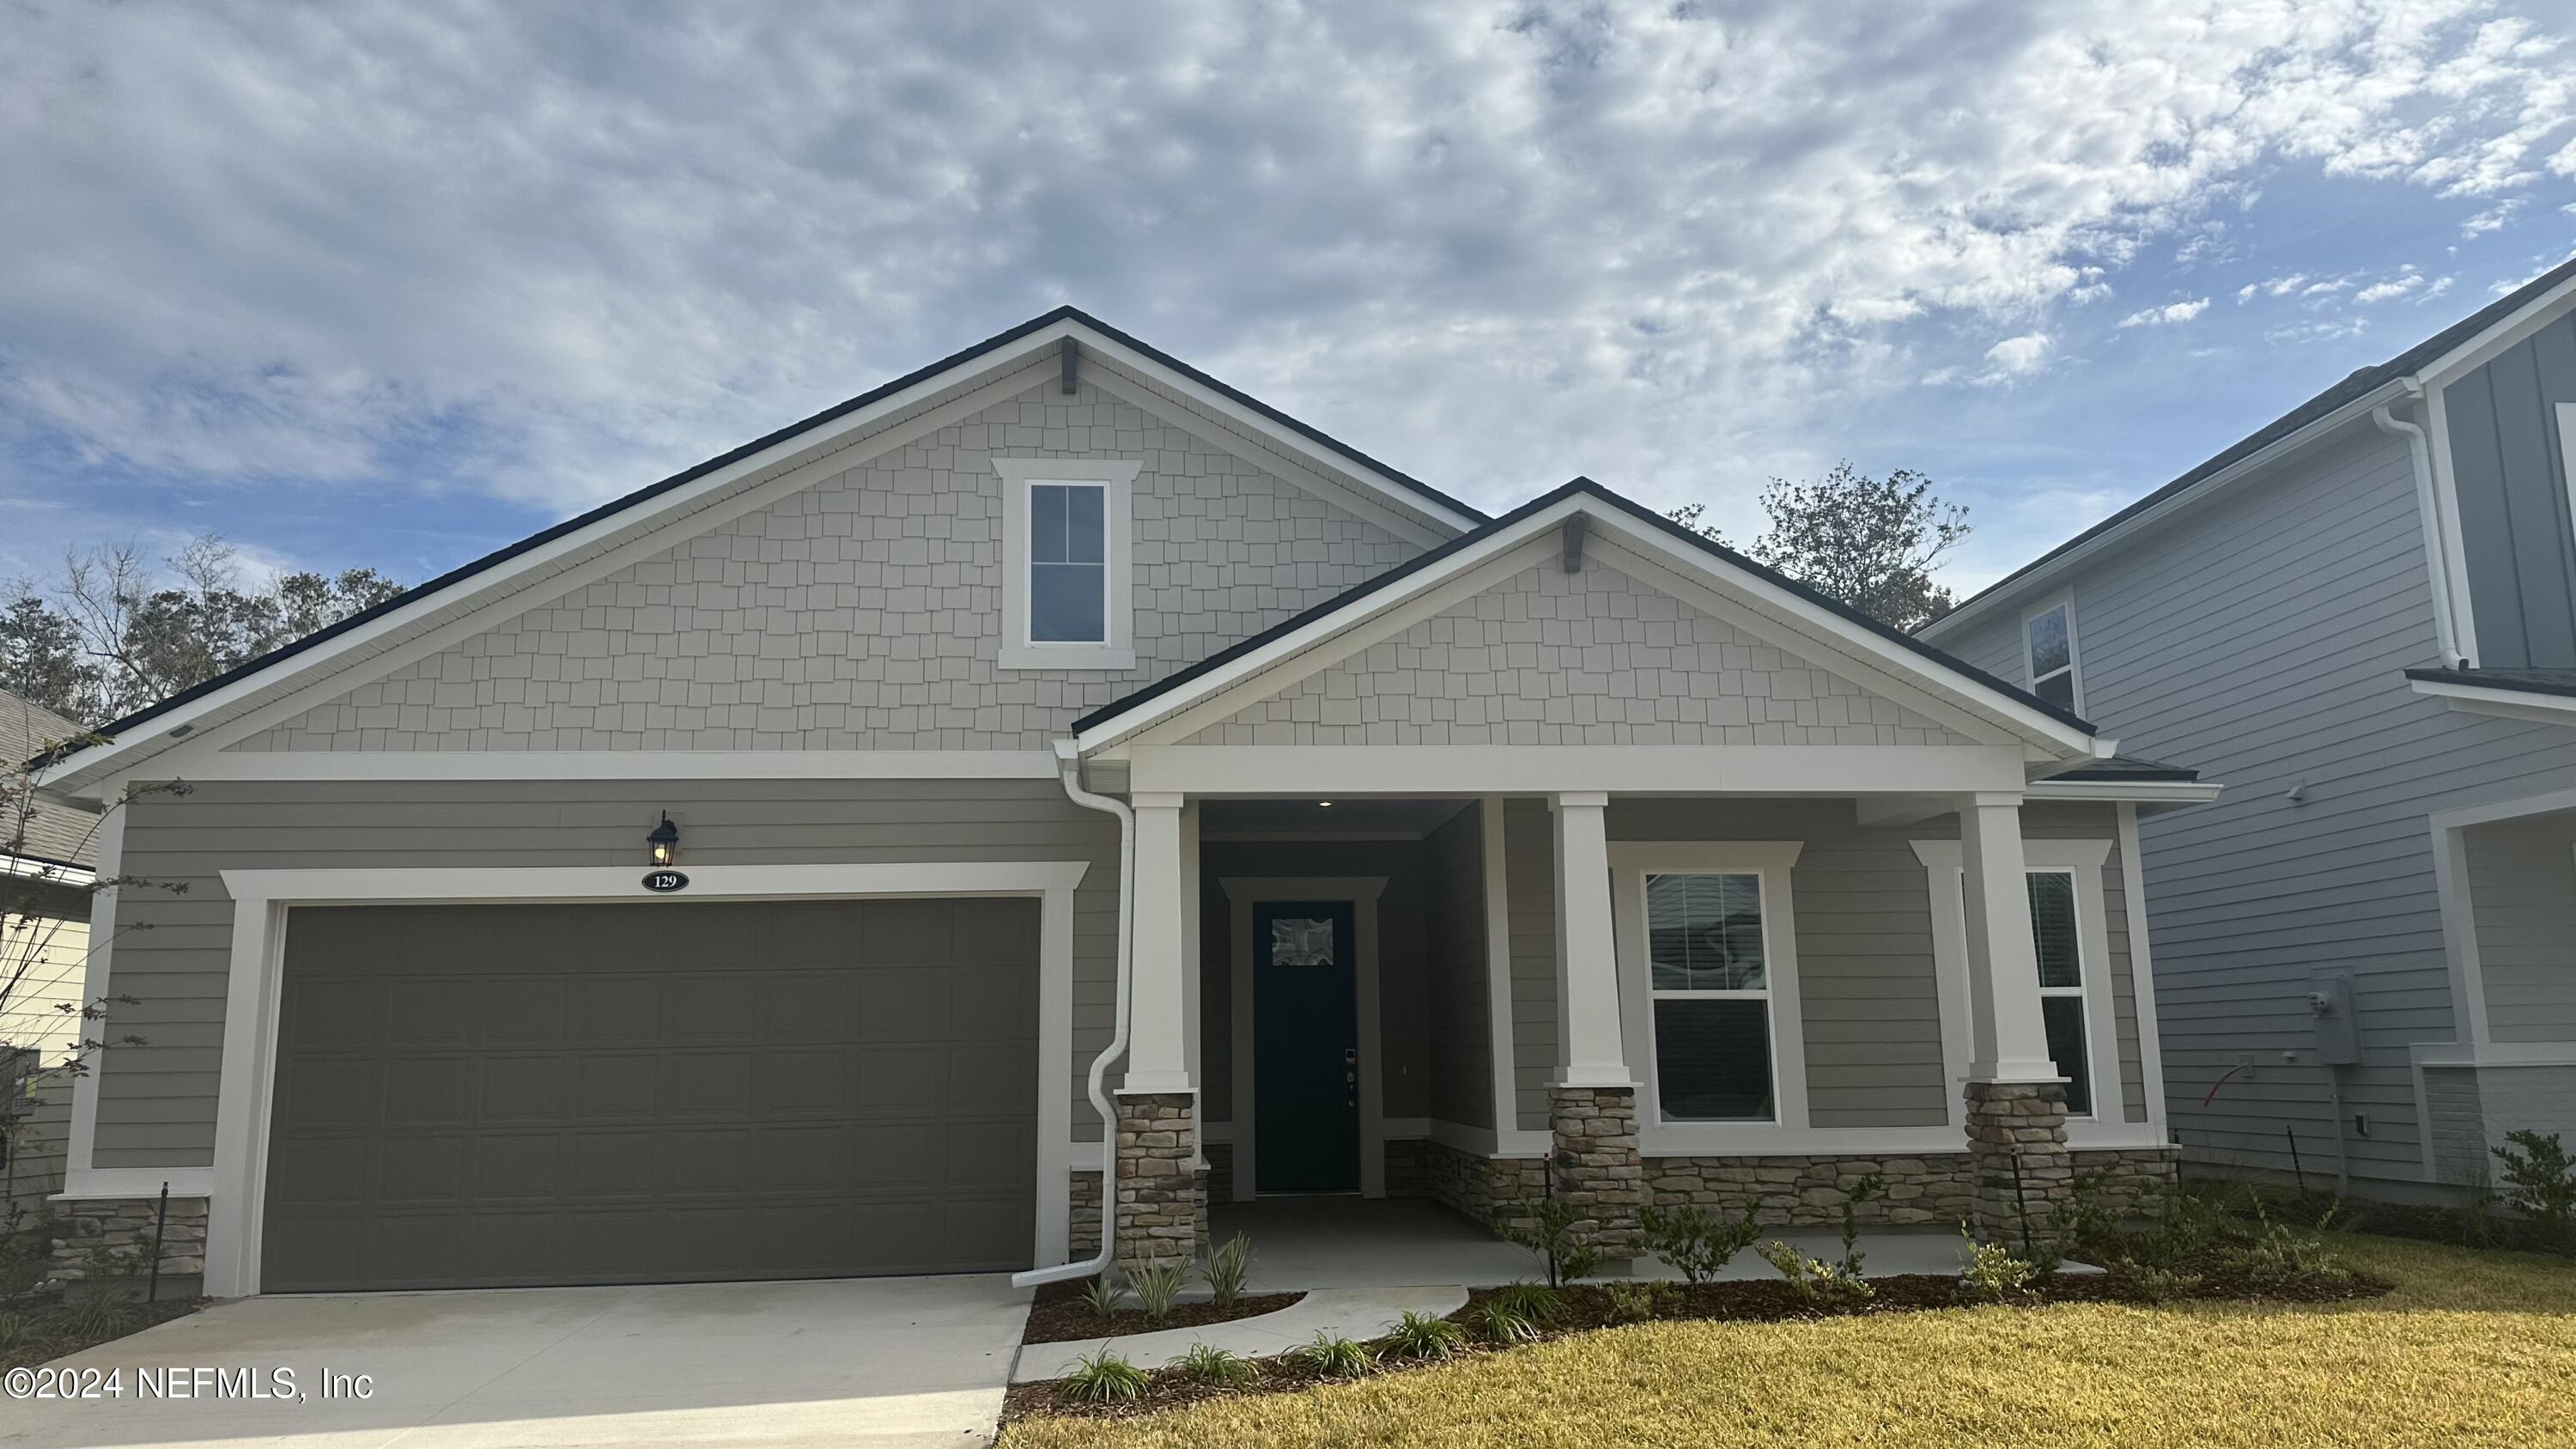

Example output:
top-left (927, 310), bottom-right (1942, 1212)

top-left (1551, 791), bottom-right (1630, 1087)
top-left (1126, 791), bottom-right (1194, 1093)
top-left (1958, 792), bottom-right (2058, 1081)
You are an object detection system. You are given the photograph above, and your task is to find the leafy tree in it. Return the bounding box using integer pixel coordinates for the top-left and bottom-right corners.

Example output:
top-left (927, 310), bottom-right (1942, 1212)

top-left (1669, 462), bottom-right (1971, 632)
top-left (8, 538), bottom-right (403, 725)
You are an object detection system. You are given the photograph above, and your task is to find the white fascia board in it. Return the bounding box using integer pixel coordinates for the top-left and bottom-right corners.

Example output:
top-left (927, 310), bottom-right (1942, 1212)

top-left (1078, 492), bottom-right (2103, 759)
top-left (2410, 677), bottom-right (2576, 728)
top-left (1, 852), bottom-right (96, 885)
top-left (2025, 779), bottom-right (2223, 806)
top-left (2410, 271), bottom-right (2576, 390)
top-left (131, 750), bottom-right (1063, 782)
top-left (1921, 378), bottom-right (2414, 644)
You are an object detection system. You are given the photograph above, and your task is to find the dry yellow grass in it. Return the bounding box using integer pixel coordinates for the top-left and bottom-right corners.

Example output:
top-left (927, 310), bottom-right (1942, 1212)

top-left (1001, 1235), bottom-right (2576, 1448)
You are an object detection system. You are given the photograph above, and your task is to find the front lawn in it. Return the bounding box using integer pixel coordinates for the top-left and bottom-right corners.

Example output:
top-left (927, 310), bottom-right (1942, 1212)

top-left (999, 1234), bottom-right (2576, 1447)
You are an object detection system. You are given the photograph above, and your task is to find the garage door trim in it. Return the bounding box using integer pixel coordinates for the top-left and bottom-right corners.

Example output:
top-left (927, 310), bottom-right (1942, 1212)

top-left (207, 861), bottom-right (1088, 1297)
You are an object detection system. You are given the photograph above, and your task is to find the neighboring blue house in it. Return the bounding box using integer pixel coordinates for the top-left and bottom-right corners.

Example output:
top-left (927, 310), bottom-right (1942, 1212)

top-left (1922, 256), bottom-right (2576, 1202)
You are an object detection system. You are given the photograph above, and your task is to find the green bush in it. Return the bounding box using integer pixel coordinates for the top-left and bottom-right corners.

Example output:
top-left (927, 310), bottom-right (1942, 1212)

top-left (1955, 1225), bottom-right (2036, 1302)
top-left (1638, 1200), bottom-right (1762, 1283)
top-left (2224, 1212), bottom-right (2352, 1294)
top-left (1600, 1278), bottom-right (1682, 1323)
top-left (0, 1311), bottom-right (35, 1350)
top-left (2112, 1257), bottom-right (2203, 1304)
top-left (1493, 1176), bottom-right (1601, 1288)
top-left (1759, 1239), bottom-right (1874, 1306)
top-left (1174, 1342), bottom-right (1257, 1388)
top-left (1079, 1271), bottom-right (1129, 1317)
top-left (1471, 1300), bottom-right (1540, 1344)
top-left (1130, 1260), bottom-right (1189, 1322)
top-left (1055, 1348), bottom-right (1150, 1404)
top-left (1486, 1279), bottom-right (1564, 1324)
top-left (1200, 1233), bottom-right (1255, 1307)
top-left (1379, 1309), bottom-right (1468, 1361)
top-left (1291, 1330), bottom-right (1375, 1379)
top-left (2494, 1130), bottom-right (2576, 1229)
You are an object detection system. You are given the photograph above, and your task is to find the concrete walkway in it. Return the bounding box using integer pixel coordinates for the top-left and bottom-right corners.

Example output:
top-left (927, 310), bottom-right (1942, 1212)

top-left (1010, 1286), bottom-right (1469, 1383)
top-left (3, 1274), bottom-right (1031, 1449)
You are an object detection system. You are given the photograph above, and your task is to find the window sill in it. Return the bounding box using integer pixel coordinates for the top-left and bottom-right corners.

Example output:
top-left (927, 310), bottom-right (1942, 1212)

top-left (1639, 1123), bottom-right (1965, 1157)
top-left (999, 644), bottom-right (1137, 673)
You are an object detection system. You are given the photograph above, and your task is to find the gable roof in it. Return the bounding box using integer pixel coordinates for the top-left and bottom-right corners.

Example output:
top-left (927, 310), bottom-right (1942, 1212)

top-left (1072, 477), bottom-right (2109, 760)
top-left (3, 687), bottom-right (99, 869)
top-left (33, 308), bottom-right (1486, 794)
top-left (1923, 253), bottom-right (2576, 642)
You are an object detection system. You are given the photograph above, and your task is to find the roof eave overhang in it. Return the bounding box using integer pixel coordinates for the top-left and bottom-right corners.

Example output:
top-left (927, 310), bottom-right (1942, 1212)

top-left (1076, 486), bottom-right (2108, 762)
top-left (2409, 675), bottom-right (2576, 728)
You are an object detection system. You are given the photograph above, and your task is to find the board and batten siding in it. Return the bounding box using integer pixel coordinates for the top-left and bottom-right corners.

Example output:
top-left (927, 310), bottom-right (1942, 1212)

top-left (2445, 307), bottom-right (2576, 670)
top-left (88, 778), bottom-right (1121, 1170)
top-left (1500, 796), bottom-right (2144, 1133)
top-left (228, 378), bottom-right (1430, 757)
top-left (1935, 423), bottom-right (2576, 1190)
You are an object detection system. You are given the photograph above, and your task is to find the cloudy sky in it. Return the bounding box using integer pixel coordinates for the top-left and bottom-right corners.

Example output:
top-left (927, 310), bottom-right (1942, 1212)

top-left (4, 1), bottom-right (2573, 602)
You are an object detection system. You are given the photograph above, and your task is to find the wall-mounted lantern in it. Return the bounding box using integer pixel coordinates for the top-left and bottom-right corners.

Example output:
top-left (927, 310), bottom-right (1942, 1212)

top-left (646, 813), bottom-right (681, 868)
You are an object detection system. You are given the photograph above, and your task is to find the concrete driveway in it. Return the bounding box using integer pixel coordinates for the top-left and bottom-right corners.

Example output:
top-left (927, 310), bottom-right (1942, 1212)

top-left (3, 1275), bottom-right (1031, 1448)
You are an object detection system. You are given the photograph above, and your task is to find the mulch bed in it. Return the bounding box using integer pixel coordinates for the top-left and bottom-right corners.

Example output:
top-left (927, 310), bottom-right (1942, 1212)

top-left (1004, 1264), bottom-right (2391, 1425)
top-left (1022, 1278), bottom-right (1306, 1345)
top-left (1, 1295), bottom-right (206, 1373)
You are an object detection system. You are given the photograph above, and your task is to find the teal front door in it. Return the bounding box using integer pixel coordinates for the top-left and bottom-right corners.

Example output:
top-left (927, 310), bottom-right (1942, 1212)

top-left (1253, 900), bottom-right (1359, 1193)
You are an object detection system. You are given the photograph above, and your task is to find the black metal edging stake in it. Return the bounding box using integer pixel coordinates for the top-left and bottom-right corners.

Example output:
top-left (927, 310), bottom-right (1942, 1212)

top-left (148, 1180), bottom-right (169, 1304)
top-left (2009, 1146), bottom-right (2035, 1260)
top-left (2287, 1126), bottom-right (2307, 1195)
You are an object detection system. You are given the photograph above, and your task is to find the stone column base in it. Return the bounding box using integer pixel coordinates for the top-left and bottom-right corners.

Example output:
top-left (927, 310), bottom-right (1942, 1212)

top-left (1549, 1084), bottom-right (1643, 1260)
top-left (1112, 1090), bottom-right (1203, 1275)
top-left (1964, 1079), bottom-right (2072, 1242)
top-left (51, 1196), bottom-right (210, 1301)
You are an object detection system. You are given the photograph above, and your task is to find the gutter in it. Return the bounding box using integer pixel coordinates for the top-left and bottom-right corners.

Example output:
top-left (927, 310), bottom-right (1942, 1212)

top-left (0, 853), bottom-right (95, 886)
top-left (1012, 739), bottom-right (1134, 1288)
top-left (2370, 389), bottom-right (2468, 668)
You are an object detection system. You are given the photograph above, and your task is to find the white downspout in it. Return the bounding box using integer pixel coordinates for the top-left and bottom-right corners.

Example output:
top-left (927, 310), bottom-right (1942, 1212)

top-left (2373, 393), bottom-right (2467, 668)
top-left (1012, 738), bottom-right (1133, 1288)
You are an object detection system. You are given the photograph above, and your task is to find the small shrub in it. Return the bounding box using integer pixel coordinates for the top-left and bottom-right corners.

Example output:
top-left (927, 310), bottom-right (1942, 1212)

top-left (1955, 1225), bottom-right (2036, 1302)
top-left (1638, 1200), bottom-right (1762, 1283)
top-left (1079, 1271), bottom-right (1130, 1317)
top-left (1200, 1233), bottom-right (1255, 1307)
top-left (1759, 1239), bottom-right (1874, 1306)
top-left (58, 1296), bottom-right (132, 1342)
top-left (1600, 1278), bottom-right (1681, 1324)
top-left (1131, 1260), bottom-right (1189, 1322)
top-left (2113, 1257), bottom-right (2203, 1304)
top-left (1472, 1300), bottom-right (1540, 1343)
top-left (1835, 1174), bottom-right (1885, 1280)
top-left (1486, 1279), bottom-right (1564, 1324)
top-left (1055, 1348), bottom-right (1150, 1404)
top-left (1174, 1342), bottom-right (1257, 1388)
top-left (1291, 1330), bottom-right (1375, 1379)
top-left (2494, 1129), bottom-right (2576, 1229)
top-left (1380, 1309), bottom-right (1467, 1361)
top-left (0, 1311), bottom-right (36, 1349)
top-left (1494, 1171), bottom-right (1601, 1288)
top-left (2053, 1172), bottom-right (2123, 1258)
top-left (2224, 1211), bottom-right (2352, 1294)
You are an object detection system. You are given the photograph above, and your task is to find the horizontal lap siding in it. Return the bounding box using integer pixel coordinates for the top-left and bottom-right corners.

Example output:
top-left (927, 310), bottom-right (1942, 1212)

top-left (2463, 811), bottom-right (2576, 1043)
top-left (1960, 423), bottom-right (2576, 1188)
top-left (1424, 804), bottom-right (1493, 1130)
top-left (93, 778), bottom-right (1119, 1169)
top-left (1504, 800), bottom-right (1559, 1132)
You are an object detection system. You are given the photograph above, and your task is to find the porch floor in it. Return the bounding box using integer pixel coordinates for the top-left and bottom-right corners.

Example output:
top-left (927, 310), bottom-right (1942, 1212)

top-left (1212, 1197), bottom-right (1989, 1292)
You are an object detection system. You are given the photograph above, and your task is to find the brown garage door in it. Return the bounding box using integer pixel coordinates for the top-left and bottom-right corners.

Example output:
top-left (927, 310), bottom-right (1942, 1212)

top-left (260, 897), bottom-right (1038, 1292)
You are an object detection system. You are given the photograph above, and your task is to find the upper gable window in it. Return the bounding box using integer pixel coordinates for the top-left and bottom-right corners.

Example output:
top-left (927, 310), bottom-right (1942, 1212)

top-left (995, 459), bottom-right (1139, 671)
top-left (2022, 593), bottom-right (2081, 711)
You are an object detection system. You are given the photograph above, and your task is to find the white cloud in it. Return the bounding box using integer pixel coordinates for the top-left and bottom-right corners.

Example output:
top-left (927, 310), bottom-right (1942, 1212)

top-left (2118, 298), bottom-right (2212, 328)
top-left (0, 0), bottom-right (2570, 542)
top-left (2462, 199), bottom-right (2527, 234)
top-left (2356, 267), bottom-right (2426, 302)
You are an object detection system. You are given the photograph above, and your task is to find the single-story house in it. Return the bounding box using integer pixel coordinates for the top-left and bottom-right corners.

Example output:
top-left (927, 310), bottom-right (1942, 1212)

top-left (33, 312), bottom-right (2208, 1296)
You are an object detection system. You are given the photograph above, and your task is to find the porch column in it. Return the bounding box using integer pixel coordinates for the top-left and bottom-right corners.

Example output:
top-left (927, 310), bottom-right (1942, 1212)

top-left (1117, 792), bottom-right (1202, 1272)
top-left (1956, 791), bottom-right (2073, 1239)
top-left (1549, 791), bottom-right (1643, 1259)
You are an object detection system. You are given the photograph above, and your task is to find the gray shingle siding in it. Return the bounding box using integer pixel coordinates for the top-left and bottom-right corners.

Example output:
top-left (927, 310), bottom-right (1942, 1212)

top-left (1939, 422), bottom-right (2576, 1190)
top-left (2445, 309), bottom-right (2576, 669)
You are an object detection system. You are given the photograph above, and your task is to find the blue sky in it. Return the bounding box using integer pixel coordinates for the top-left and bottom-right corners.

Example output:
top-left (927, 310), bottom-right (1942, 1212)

top-left (3, 1), bottom-right (2573, 600)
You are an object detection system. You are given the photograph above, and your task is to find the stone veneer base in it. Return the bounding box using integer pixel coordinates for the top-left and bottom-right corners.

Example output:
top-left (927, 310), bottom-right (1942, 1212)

top-left (1112, 1091), bottom-right (1204, 1274)
top-left (50, 1196), bottom-right (210, 1301)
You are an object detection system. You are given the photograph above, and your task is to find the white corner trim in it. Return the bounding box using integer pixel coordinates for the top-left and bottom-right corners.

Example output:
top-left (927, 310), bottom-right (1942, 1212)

top-left (198, 858), bottom-right (1087, 1299)
top-left (1911, 837), bottom-right (2123, 1127)
top-left (1607, 841), bottom-right (1807, 1135)
top-left (2409, 675), bottom-right (2576, 727)
top-left (2116, 803), bottom-right (2170, 1134)
top-left (995, 458), bottom-right (1142, 673)
top-left (143, 751), bottom-right (1067, 782)
top-left (1219, 876), bottom-right (1388, 1202)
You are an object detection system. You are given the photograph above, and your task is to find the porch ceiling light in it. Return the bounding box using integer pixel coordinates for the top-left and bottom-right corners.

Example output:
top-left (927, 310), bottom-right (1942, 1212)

top-left (1316, 800), bottom-right (1334, 807)
top-left (646, 813), bottom-right (681, 867)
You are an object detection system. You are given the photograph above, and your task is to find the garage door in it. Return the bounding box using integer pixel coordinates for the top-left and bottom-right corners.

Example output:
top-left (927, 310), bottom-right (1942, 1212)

top-left (260, 897), bottom-right (1039, 1292)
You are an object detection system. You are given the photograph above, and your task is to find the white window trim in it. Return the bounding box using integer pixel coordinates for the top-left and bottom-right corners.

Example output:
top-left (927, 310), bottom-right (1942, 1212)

top-left (2560, 403), bottom-right (2576, 556)
top-left (174, 859), bottom-right (1088, 1299)
top-left (995, 457), bottom-right (1139, 671)
top-left (1912, 837), bottom-right (2122, 1128)
top-left (2020, 588), bottom-right (2083, 715)
top-left (1609, 841), bottom-right (1807, 1154)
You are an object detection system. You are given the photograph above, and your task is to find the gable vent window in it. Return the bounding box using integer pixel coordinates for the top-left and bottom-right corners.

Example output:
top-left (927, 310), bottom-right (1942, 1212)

top-left (996, 458), bottom-right (1139, 671)
top-left (2023, 595), bottom-right (2081, 711)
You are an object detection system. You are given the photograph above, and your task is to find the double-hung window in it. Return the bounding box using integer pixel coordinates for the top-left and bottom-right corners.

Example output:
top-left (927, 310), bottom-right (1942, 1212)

top-left (994, 459), bottom-right (1139, 670)
top-left (2027, 870), bottom-right (2092, 1117)
top-left (1644, 873), bottom-right (1776, 1122)
top-left (2023, 594), bottom-right (2081, 710)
